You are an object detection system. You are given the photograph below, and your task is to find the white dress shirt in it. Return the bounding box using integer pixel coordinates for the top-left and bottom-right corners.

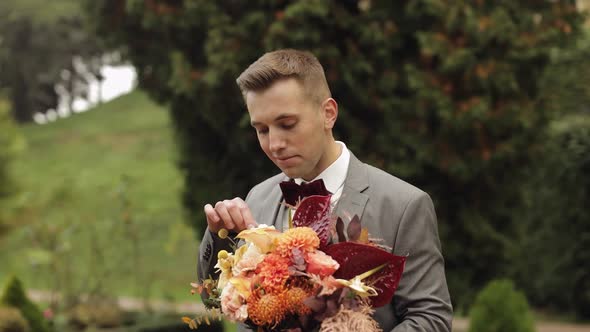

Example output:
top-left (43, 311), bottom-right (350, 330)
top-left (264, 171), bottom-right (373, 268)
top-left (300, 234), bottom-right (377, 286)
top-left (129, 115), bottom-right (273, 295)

top-left (282, 141), bottom-right (350, 230)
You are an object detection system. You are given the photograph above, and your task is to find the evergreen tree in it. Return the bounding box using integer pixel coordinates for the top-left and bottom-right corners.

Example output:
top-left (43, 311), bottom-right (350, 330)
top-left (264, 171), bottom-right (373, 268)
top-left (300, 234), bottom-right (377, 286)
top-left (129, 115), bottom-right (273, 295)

top-left (0, 0), bottom-right (111, 122)
top-left (515, 114), bottom-right (590, 319)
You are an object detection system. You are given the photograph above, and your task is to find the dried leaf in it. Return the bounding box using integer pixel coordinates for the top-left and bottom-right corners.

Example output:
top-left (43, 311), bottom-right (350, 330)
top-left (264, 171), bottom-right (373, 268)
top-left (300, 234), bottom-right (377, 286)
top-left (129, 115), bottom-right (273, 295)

top-left (347, 215), bottom-right (362, 241)
top-left (359, 228), bottom-right (370, 244)
top-left (336, 217), bottom-right (346, 243)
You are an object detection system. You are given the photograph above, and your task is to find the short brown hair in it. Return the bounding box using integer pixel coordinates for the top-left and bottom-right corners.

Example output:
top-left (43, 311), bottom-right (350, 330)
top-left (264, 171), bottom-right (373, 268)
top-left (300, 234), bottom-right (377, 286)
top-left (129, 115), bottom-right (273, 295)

top-left (236, 49), bottom-right (331, 105)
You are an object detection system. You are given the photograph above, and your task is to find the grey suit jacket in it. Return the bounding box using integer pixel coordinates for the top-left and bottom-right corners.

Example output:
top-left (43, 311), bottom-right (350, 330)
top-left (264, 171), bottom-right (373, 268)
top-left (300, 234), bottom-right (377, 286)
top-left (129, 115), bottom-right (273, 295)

top-left (198, 151), bottom-right (453, 331)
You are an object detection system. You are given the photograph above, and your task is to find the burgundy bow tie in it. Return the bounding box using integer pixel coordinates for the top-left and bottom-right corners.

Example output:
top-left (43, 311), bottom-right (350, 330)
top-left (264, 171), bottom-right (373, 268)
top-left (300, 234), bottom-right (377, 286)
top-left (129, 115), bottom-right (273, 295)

top-left (279, 179), bottom-right (331, 206)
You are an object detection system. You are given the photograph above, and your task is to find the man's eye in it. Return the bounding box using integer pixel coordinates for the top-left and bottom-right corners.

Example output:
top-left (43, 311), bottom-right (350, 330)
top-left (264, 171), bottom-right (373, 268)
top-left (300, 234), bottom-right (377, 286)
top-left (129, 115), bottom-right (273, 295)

top-left (257, 128), bottom-right (269, 135)
top-left (282, 122), bottom-right (296, 130)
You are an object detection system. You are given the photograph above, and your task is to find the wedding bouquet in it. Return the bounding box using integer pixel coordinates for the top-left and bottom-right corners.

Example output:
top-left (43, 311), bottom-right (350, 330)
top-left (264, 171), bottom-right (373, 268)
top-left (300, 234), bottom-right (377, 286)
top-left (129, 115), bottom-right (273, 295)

top-left (185, 194), bottom-right (406, 331)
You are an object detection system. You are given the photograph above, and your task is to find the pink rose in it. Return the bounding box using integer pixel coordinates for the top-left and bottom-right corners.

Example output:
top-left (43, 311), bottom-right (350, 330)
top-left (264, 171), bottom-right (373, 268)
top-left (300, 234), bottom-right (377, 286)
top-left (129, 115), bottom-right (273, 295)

top-left (220, 283), bottom-right (248, 322)
top-left (306, 251), bottom-right (340, 277)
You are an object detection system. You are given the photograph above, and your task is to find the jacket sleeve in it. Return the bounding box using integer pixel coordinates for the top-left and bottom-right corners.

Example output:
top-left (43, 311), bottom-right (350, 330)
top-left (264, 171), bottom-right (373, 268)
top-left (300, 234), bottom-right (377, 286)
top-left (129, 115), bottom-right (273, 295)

top-left (391, 192), bottom-right (453, 332)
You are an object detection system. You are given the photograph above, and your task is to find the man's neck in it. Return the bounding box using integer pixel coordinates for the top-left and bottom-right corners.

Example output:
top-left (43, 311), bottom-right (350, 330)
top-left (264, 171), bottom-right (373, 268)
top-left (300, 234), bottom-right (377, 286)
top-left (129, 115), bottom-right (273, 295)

top-left (302, 140), bottom-right (342, 181)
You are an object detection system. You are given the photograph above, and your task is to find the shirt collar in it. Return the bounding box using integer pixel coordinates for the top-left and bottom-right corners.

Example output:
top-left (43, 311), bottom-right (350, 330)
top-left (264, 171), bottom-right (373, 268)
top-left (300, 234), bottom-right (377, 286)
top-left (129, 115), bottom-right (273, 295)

top-left (295, 141), bottom-right (350, 194)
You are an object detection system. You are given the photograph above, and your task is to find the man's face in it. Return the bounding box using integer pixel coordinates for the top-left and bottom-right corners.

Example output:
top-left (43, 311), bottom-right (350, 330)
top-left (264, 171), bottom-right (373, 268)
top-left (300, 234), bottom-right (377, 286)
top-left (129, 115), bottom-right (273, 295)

top-left (246, 78), bottom-right (331, 180)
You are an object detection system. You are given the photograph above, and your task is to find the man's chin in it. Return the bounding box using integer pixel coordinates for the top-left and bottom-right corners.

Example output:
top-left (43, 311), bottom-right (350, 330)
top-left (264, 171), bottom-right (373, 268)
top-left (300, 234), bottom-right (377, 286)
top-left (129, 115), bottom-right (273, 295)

top-left (278, 166), bottom-right (302, 179)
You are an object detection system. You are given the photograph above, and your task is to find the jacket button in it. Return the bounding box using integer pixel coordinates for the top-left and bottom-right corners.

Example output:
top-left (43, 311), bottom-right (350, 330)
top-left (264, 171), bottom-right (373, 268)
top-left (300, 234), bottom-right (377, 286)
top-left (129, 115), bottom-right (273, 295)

top-left (203, 244), bottom-right (212, 261)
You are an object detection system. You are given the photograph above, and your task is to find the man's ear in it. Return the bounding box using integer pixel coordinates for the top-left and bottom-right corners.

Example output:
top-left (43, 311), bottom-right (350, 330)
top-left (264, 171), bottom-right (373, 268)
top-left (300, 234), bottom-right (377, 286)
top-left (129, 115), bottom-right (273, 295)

top-left (322, 98), bottom-right (338, 130)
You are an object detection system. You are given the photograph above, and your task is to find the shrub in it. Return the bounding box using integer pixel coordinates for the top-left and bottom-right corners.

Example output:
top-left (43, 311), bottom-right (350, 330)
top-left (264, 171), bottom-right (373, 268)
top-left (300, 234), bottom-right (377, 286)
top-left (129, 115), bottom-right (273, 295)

top-left (468, 279), bottom-right (535, 332)
top-left (68, 298), bottom-right (124, 329)
top-left (0, 276), bottom-right (51, 332)
top-left (515, 114), bottom-right (590, 319)
top-left (0, 306), bottom-right (30, 332)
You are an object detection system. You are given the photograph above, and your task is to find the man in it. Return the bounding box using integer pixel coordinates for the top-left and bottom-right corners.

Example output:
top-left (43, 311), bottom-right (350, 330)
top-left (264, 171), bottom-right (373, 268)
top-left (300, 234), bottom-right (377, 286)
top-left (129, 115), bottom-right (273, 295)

top-left (198, 49), bottom-right (452, 331)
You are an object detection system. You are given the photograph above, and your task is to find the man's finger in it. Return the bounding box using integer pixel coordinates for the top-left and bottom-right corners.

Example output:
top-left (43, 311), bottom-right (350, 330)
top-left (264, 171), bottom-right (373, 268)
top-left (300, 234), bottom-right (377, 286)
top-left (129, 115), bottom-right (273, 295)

top-left (204, 203), bottom-right (224, 233)
top-left (204, 204), bottom-right (219, 223)
top-left (239, 203), bottom-right (256, 228)
top-left (225, 200), bottom-right (245, 231)
top-left (215, 201), bottom-right (236, 230)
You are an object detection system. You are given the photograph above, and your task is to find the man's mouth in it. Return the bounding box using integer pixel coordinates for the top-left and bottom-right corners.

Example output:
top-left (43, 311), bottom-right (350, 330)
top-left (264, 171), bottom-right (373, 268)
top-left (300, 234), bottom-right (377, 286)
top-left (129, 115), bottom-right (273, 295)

top-left (275, 155), bottom-right (298, 166)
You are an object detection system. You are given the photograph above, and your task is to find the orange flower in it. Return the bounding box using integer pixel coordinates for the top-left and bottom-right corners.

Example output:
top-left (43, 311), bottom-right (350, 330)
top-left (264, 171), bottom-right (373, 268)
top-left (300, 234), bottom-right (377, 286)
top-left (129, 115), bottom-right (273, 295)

top-left (256, 253), bottom-right (290, 293)
top-left (248, 293), bottom-right (287, 327)
top-left (276, 227), bottom-right (320, 258)
top-left (283, 287), bottom-right (312, 316)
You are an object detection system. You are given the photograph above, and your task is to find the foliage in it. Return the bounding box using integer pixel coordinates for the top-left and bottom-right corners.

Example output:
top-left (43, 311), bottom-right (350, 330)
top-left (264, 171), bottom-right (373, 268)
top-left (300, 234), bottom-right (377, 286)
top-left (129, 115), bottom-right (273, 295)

top-left (0, 95), bottom-right (24, 235)
top-left (539, 27), bottom-right (590, 117)
top-left (468, 279), bottom-right (535, 332)
top-left (68, 298), bottom-right (124, 329)
top-left (0, 276), bottom-right (51, 332)
top-left (0, 306), bottom-right (30, 332)
top-left (0, 0), bottom-right (111, 122)
top-left (514, 114), bottom-right (590, 319)
top-left (0, 92), bottom-right (195, 302)
top-left (85, 1), bottom-right (583, 309)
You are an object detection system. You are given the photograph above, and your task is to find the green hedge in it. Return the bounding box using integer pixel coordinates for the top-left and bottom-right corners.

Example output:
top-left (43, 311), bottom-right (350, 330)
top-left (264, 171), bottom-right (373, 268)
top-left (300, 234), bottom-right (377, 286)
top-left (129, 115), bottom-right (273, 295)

top-left (469, 279), bottom-right (535, 332)
top-left (515, 114), bottom-right (590, 319)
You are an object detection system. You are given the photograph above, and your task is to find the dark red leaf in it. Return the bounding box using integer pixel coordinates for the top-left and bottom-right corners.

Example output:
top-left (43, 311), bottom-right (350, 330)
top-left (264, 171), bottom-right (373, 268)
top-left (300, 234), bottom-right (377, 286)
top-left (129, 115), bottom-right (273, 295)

top-left (324, 242), bottom-right (406, 307)
top-left (293, 195), bottom-right (332, 248)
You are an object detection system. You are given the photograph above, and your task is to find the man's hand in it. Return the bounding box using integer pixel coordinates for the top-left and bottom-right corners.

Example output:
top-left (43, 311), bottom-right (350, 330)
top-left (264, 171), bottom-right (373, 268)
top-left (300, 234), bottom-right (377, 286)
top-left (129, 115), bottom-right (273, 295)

top-left (204, 197), bottom-right (257, 233)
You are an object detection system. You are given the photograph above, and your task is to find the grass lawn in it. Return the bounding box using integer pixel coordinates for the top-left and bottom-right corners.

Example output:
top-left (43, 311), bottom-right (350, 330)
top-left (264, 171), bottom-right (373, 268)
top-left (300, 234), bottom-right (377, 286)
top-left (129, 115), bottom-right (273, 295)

top-left (0, 91), bottom-right (200, 303)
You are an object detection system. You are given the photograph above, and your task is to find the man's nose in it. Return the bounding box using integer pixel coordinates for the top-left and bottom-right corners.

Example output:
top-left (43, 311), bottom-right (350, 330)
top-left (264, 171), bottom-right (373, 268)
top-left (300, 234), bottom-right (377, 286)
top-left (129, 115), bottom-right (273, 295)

top-left (269, 129), bottom-right (286, 152)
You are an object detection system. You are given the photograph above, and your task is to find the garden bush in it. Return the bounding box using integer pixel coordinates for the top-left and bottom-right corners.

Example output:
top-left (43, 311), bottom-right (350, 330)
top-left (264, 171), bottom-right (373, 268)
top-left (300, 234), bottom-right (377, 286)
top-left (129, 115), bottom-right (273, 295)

top-left (515, 114), bottom-right (590, 319)
top-left (468, 279), bottom-right (534, 332)
top-left (0, 276), bottom-right (51, 332)
top-left (0, 306), bottom-right (30, 332)
top-left (68, 297), bottom-right (124, 329)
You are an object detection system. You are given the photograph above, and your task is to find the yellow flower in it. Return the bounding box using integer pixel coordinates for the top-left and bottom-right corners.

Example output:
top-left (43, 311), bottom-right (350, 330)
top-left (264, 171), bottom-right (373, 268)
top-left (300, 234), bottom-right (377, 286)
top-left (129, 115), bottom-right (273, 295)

top-left (336, 276), bottom-right (378, 298)
top-left (218, 228), bottom-right (229, 239)
top-left (214, 251), bottom-right (234, 289)
top-left (335, 263), bottom-right (386, 298)
top-left (218, 250), bottom-right (229, 260)
top-left (236, 224), bottom-right (281, 253)
top-left (229, 276), bottom-right (252, 299)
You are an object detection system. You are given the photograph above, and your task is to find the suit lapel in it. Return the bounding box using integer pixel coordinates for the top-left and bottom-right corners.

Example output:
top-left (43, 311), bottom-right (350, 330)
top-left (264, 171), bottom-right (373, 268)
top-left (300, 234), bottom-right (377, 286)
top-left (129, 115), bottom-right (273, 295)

top-left (334, 151), bottom-right (370, 230)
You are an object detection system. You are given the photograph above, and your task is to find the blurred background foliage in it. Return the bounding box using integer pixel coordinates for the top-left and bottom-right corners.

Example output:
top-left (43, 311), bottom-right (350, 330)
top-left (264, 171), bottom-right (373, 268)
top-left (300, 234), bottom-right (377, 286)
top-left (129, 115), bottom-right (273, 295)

top-left (0, 0), bottom-right (589, 331)
top-left (0, 0), bottom-right (113, 123)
